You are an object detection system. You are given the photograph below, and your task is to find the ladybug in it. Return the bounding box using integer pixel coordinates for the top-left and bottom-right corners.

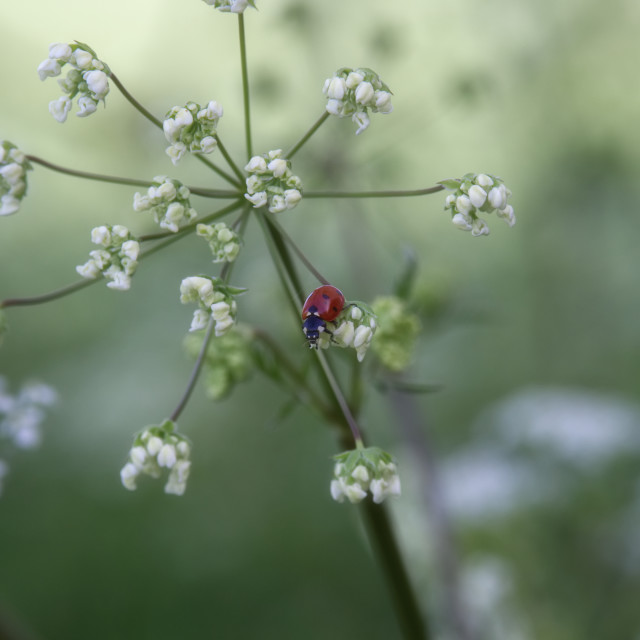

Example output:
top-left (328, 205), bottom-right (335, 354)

top-left (301, 285), bottom-right (345, 348)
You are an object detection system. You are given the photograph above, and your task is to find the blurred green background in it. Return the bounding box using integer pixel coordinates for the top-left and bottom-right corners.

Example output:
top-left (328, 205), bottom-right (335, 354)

top-left (1, 0), bottom-right (639, 638)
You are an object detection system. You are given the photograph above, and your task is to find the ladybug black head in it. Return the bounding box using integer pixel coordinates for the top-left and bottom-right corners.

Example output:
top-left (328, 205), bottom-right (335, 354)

top-left (302, 315), bottom-right (326, 348)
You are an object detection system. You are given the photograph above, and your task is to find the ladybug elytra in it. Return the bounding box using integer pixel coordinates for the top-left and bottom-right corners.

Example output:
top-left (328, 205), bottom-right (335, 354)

top-left (301, 285), bottom-right (345, 348)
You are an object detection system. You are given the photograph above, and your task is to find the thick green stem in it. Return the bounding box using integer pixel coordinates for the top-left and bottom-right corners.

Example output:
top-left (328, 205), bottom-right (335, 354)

top-left (238, 14), bottom-right (252, 159)
top-left (304, 185), bottom-right (445, 199)
top-left (286, 111), bottom-right (330, 159)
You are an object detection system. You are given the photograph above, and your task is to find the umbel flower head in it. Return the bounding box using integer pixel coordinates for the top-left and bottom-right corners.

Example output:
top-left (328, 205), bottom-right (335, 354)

top-left (37, 41), bottom-right (110, 123)
top-left (331, 446), bottom-right (401, 505)
top-left (76, 225), bottom-right (140, 291)
top-left (323, 67), bottom-right (393, 135)
top-left (133, 176), bottom-right (197, 233)
top-left (325, 302), bottom-right (378, 362)
top-left (370, 296), bottom-right (421, 372)
top-left (180, 275), bottom-right (246, 336)
top-left (183, 325), bottom-right (254, 400)
top-left (163, 100), bottom-right (223, 165)
top-left (440, 173), bottom-right (516, 237)
top-left (0, 141), bottom-right (31, 217)
top-left (244, 149), bottom-right (303, 213)
top-left (196, 222), bottom-right (241, 263)
top-left (202, 0), bottom-right (256, 13)
top-left (120, 420), bottom-right (192, 496)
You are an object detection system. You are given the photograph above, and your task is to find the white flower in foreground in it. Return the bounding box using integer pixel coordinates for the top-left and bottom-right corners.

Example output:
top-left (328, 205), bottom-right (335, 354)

top-left (323, 67), bottom-right (393, 135)
top-left (244, 150), bottom-right (303, 213)
top-left (329, 301), bottom-right (377, 362)
top-left (0, 141), bottom-right (32, 217)
top-left (331, 447), bottom-right (401, 505)
top-left (120, 420), bottom-right (192, 495)
top-left (440, 173), bottom-right (516, 237)
top-left (133, 176), bottom-right (197, 232)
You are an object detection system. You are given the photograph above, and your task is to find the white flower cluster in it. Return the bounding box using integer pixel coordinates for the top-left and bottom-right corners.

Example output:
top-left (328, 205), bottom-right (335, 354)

top-left (323, 67), bottom-right (393, 135)
top-left (163, 101), bottom-right (223, 165)
top-left (441, 173), bottom-right (516, 237)
top-left (196, 223), bottom-right (241, 263)
top-left (244, 149), bottom-right (303, 213)
top-left (202, 0), bottom-right (255, 12)
top-left (331, 446), bottom-right (401, 505)
top-left (0, 377), bottom-right (57, 452)
top-left (0, 141), bottom-right (31, 217)
top-left (180, 275), bottom-right (246, 336)
top-left (326, 303), bottom-right (377, 362)
top-left (133, 176), bottom-right (197, 233)
top-left (76, 225), bottom-right (140, 291)
top-left (37, 42), bottom-right (110, 123)
top-left (120, 420), bottom-right (192, 496)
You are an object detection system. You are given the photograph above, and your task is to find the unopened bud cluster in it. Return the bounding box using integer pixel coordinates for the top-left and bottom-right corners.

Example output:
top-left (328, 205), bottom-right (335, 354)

top-left (329, 302), bottom-right (377, 362)
top-left (244, 150), bottom-right (303, 213)
top-left (202, 0), bottom-right (256, 13)
top-left (120, 420), bottom-right (191, 496)
top-left (196, 222), bottom-right (241, 262)
top-left (441, 173), bottom-right (516, 237)
top-left (184, 325), bottom-right (253, 400)
top-left (76, 225), bottom-right (140, 291)
top-left (37, 42), bottom-right (110, 123)
top-left (180, 275), bottom-right (246, 336)
top-left (163, 101), bottom-right (223, 165)
top-left (331, 446), bottom-right (401, 505)
top-left (323, 67), bottom-right (393, 135)
top-left (133, 176), bottom-right (197, 233)
top-left (0, 141), bottom-right (31, 217)
top-left (371, 296), bottom-right (420, 372)
top-left (0, 376), bottom-right (57, 451)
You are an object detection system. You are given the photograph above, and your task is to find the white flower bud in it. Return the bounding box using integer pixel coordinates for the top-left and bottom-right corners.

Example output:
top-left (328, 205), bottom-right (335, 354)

top-left (133, 192), bottom-right (151, 211)
top-left (353, 325), bottom-right (372, 349)
top-left (488, 184), bottom-right (507, 210)
top-left (497, 204), bottom-right (516, 227)
top-left (244, 156), bottom-right (268, 173)
top-left (245, 191), bottom-right (267, 208)
top-left (166, 142), bottom-right (187, 165)
top-left (157, 444), bottom-right (177, 468)
top-left (345, 71), bottom-right (364, 89)
top-left (199, 136), bottom-right (217, 154)
top-left (344, 482), bottom-right (367, 503)
top-left (326, 76), bottom-right (347, 100)
top-left (121, 240), bottom-right (140, 261)
top-left (351, 465), bottom-right (370, 484)
top-left (267, 158), bottom-right (288, 178)
top-left (455, 194), bottom-right (473, 213)
top-left (332, 321), bottom-right (355, 347)
top-left (72, 49), bottom-right (94, 70)
top-left (146, 436), bottom-right (164, 456)
top-left (268, 195), bottom-right (287, 214)
top-left (214, 315), bottom-right (235, 336)
top-left (374, 91), bottom-right (393, 113)
top-left (325, 99), bottom-right (343, 116)
top-left (350, 306), bottom-right (363, 321)
top-left (37, 58), bottom-right (61, 81)
top-left (284, 189), bottom-right (302, 208)
top-left (106, 271), bottom-right (132, 291)
top-left (130, 446), bottom-right (148, 468)
top-left (330, 479), bottom-right (345, 502)
top-left (156, 181), bottom-right (177, 201)
top-left (471, 218), bottom-right (490, 237)
top-left (210, 301), bottom-right (230, 321)
top-left (468, 185), bottom-right (487, 208)
top-left (352, 111), bottom-right (370, 135)
top-left (0, 195), bottom-right (20, 216)
top-left (475, 173), bottom-right (493, 188)
top-left (49, 96), bottom-right (72, 123)
top-left (76, 96), bottom-right (97, 117)
top-left (198, 100), bottom-right (223, 120)
top-left (49, 42), bottom-right (72, 61)
top-left (451, 213), bottom-right (473, 231)
top-left (0, 163), bottom-right (24, 185)
top-left (76, 260), bottom-right (102, 279)
top-left (190, 309), bottom-right (210, 332)
top-left (120, 462), bottom-right (139, 490)
top-left (84, 70), bottom-right (109, 99)
top-left (355, 81), bottom-right (374, 105)
top-left (91, 226), bottom-right (111, 246)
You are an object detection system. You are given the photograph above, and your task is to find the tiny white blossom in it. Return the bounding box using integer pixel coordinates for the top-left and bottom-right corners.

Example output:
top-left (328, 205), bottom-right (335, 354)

top-left (451, 213), bottom-right (473, 231)
top-left (355, 81), bottom-right (374, 105)
top-left (71, 49), bottom-right (94, 70)
top-left (200, 136), bottom-right (217, 154)
top-left (325, 99), bottom-right (343, 116)
top-left (468, 185), bottom-right (487, 208)
top-left (326, 76), bottom-right (347, 100)
top-left (488, 184), bottom-right (508, 210)
top-left (268, 195), bottom-right (287, 214)
top-left (475, 173), bottom-right (493, 188)
top-left (352, 111), bottom-right (370, 135)
top-left (374, 91), bottom-right (393, 113)
top-left (120, 462), bottom-right (139, 490)
top-left (49, 96), bottom-right (72, 123)
top-left (267, 158), bottom-right (288, 178)
top-left (91, 226), bottom-right (111, 246)
top-left (49, 42), bottom-right (72, 61)
top-left (157, 444), bottom-right (177, 468)
top-left (190, 309), bottom-right (210, 332)
top-left (245, 156), bottom-right (268, 173)
top-left (76, 96), bottom-right (97, 117)
top-left (146, 436), bottom-right (164, 456)
top-left (345, 71), bottom-right (364, 89)
top-left (471, 218), bottom-right (490, 237)
top-left (284, 189), bottom-right (302, 208)
top-left (166, 142), bottom-right (187, 165)
top-left (37, 58), bottom-right (61, 81)
top-left (84, 70), bottom-right (109, 99)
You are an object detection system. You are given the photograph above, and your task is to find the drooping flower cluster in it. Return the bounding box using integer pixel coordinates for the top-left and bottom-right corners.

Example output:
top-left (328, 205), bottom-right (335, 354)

top-left (244, 149), bottom-right (303, 213)
top-left (196, 223), bottom-right (241, 263)
top-left (371, 296), bottom-right (421, 372)
top-left (133, 176), bottom-right (197, 233)
top-left (328, 302), bottom-right (378, 362)
top-left (120, 420), bottom-right (192, 496)
top-left (440, 173), bottom-right (516, 237)
top-left (331, 446), bottom-right (401, 505)
top-left (323, 67), bottom-right (393, 135)
top-left (180, 276), bottom-right (246, 336)
top-left (0, 377), bottom-right (57, 451)
top-left (76, 225), bottom-right (140, 291)
top-left (184, 325), bottom-right (253, 400)
top-left (163, 101), bottom-right (223, 165)
top-left (37, 42), bottom-right (110, 123)
top-left (0, 141), bottom-right (32, 217)
top-left (201, 0), bottom-right (256, 12)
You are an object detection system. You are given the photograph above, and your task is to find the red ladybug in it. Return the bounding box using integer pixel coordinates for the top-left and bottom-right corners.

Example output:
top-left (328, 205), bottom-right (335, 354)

top-left (301, 285), bottom-right (345, 348)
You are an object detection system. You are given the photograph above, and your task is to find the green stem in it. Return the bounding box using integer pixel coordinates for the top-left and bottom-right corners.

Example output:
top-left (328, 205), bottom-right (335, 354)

top-left (26, 155), bottom-right (237, 198)
top-left (194, 153), bottom-right (243, 188)
top-left (304, 185), bottom-right (445, 199)
top-left (170, 314), bottom-right (216, 422)
top-left (0, 279), bottom-right (96, 309)
top-left (266, 217), bottom-right (330, 285)
top-left (238, 14), bottom-right (252, 159)
top-left (215, 134), bottom-right (245, 183)
top-left (110, 72), bottom-right (162, 127)
top-left (286, 111), bottom-right (330, 159)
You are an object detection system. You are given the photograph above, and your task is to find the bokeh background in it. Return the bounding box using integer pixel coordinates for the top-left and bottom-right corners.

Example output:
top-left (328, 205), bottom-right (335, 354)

top-left (1, 0), bottom-right (639, 638)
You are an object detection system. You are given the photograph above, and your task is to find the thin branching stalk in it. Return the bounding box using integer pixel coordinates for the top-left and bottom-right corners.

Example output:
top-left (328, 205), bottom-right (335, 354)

top-left (0, 279), bottom-right (97, 309)
top-left (214, 134), bottom-right (245, 183)
top-left (286, 111), bottom-right (330, 159)
top-left (304, 185), bottom-right (445, 199)
top-left (238, 14), bottom-right (252, 159)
